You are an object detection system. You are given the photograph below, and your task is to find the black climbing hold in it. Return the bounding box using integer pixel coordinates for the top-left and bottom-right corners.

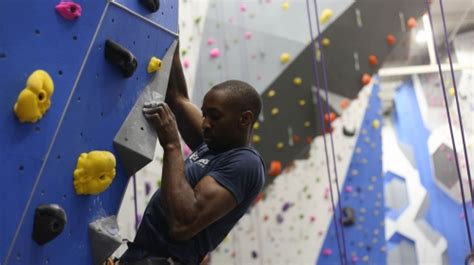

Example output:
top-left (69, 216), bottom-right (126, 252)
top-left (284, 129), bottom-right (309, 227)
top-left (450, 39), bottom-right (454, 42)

top-left (343, 126), bottom-right (356, 137)
top-left (32, 204), bottom-right (67, 245)
top-left (104, 39), bottom-right (137, 78)
top-left (139, 0), bottom-right (160, 13)
top-left (341, 207), bottom-right (355, 227)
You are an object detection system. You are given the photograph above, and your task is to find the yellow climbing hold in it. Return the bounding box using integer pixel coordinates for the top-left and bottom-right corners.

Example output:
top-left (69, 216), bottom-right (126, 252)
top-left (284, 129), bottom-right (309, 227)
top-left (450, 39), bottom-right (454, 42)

top-left (281, 1), bottom-right (289, 10)
top-left (299, 99), bottom-right (306, 106)
top-left (252, 134), bottom-right (261, 143)
top-left (276, 142), bottom-right (284, 149)
top-left (372, 119), bottom-right (380, 129)
top-left (271, 107), bottom-right (279, 116)
top-left (322, 38), bottom-right (331, 47)
top-left (320, 9), bottom-right (333, 24)
top-left (73, 151), bottom-right (116, 195)
top-left (14, 70), bottom-right (54, 123)
top-left (147, 56), bottom-right (162, 73)
top-left (280, 53), bottom-right (290, 64)
top-left (304, 121), bottom-right (311, 127)
top-left (253, 122), bottom-right (260, 130)
top-left (293, 77), bottom-right (302, 86)
top-left (267, 90), bottom-right (276, 98)
top-left (448, 87), bottom-right (455, 96)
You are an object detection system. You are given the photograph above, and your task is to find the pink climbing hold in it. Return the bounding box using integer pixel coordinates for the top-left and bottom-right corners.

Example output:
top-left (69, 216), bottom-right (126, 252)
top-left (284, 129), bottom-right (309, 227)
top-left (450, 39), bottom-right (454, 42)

top-left (244, 31), bottom-right (253, 40)
top-left (240, 3), bottom-right (248, 12)
top-left (345, 185), bottom-right (353, 193)
top-left (207, 38), bottom-right (216, 46)
top-left (55, 1), bottom-right (82, 21)
top-left (351, 255), bottom-right (359, 263)
top-left (182, 58), bottom-right (190, 69)
top-left (309, 216), bottom-right (316, 222)
top-left (210, 48), bottom-right (220, 58)
top-left (183, 144), bottom-right (192, 157)
top-left (322, 248), bottom-right (332, 256)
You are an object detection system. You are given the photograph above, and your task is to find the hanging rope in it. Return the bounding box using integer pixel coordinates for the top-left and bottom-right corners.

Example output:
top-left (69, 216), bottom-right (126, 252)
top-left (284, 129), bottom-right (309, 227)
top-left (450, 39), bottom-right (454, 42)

top-left (437, 0), bottom-right (474, 205)
top-left (424, 0), bottom-right (473, 249)
top-left (311, 0), bottom-right (349, 260)
top-left (132, 174), bottom-right (139, 231)
top-left (304, 1), bottom-right (346, 264)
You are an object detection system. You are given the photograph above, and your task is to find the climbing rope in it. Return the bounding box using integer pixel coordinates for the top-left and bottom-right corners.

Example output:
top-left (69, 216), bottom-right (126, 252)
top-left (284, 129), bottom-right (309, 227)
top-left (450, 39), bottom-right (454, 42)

top-left (304, 0), bottom-right (347, 264)
top-left (132, 174), bottom-right (139, 231)
top-left (424, 0), bottom-right (473, 249)
top-left (436, 0), bottom-right (474, 205)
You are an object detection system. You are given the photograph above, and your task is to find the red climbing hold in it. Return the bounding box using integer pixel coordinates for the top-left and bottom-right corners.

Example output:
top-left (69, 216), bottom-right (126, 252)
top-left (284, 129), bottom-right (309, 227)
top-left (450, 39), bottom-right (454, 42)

top-left (368, 54), bottom-right (378, 67)
top-left (386, 34), bottom-right (396, 46)
top-left (324, 112), bottom-right (337, 123)
top-left (361, 73), bottom-right (371, 86)
top-left (268, 160), bottom-right (282, 177)
top-left (406, 17), bottom-right (417, 29)
top-left (55, 1), bottom-right (82, 21)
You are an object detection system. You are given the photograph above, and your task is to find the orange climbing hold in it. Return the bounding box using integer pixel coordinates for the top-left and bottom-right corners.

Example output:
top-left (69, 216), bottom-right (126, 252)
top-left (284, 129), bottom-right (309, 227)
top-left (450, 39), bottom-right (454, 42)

top-left (368, 54), bottom-right (378, 67)
top-left (268, 160), bottom-right (282, 177)
top-left (406, 17), bottom-right (417, 29)
top-left (324, 112), bottom-right (336, 123)
top-left (361, 73), bottom-right (371, 86)
top-left (386, 34), bottom-right (397, 46)
top-left (340, 98), bottom-right (350, 109)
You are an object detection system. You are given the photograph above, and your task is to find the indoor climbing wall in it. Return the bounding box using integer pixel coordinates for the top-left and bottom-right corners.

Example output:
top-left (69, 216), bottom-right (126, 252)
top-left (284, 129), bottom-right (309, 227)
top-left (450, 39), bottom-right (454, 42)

top-left (186, 0), bottom-right (427, 191)
top-left (0, 1), bottom-right (177, 264)
top-left (210, 80), bottom-right (378, 264)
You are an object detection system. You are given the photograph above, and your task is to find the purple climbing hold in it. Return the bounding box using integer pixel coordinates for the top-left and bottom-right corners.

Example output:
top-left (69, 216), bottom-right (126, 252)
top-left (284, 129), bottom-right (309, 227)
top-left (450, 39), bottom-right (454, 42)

top-left (145, 182), bottom-right (151, 196)
top-left (282, 202), bottom-right (292, 212)
top-left (55, 1), bottom-right (82, 21)
top-left (251, 250), bottom-right (258, 258)
top-left (276, 214), bottom-right (284, 224)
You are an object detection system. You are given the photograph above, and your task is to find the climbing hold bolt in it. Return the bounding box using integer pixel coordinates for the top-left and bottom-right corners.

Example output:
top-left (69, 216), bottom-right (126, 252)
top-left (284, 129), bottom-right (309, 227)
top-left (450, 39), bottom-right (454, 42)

top-left (55, 1), bottom-right (82, 21)
top-left (14, 70), bottom-right (54, 123)
top-left (147, 56), bottom-right (162, 73)
top-left (139, 0), bottom-right (160, 13)
top-left (104, 39), bottom-right (138, 78)
top-left (74, 151), bottom-right (116, 195)
top-left (320, 9), bottom-right (333, 24)
top-left (32, 204), bottom-right (67, 245)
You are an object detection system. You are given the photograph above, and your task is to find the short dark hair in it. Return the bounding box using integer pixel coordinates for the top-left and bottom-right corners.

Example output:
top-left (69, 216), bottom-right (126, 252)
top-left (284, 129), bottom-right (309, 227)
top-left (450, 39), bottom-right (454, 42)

top-left (212, 80), bottom-right (262, 123)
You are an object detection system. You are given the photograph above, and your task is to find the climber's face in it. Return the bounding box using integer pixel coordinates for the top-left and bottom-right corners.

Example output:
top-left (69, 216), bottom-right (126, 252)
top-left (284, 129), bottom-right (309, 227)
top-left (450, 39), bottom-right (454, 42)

top-left (201, 89), bottom-right (246, 152)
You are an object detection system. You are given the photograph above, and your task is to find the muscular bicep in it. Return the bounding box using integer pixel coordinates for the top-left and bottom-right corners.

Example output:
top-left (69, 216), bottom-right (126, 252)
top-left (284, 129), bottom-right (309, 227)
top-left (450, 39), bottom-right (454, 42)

top-left (170, 176), bottom-right (237, 241)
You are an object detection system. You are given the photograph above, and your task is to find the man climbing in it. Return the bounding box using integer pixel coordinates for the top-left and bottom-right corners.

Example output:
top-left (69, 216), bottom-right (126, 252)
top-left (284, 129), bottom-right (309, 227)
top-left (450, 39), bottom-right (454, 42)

top-left (117, 44), bottom-right (266, 265)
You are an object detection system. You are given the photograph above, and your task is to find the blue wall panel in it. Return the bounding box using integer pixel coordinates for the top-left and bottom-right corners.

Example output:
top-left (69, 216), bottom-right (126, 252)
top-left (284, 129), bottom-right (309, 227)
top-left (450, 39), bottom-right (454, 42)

top-left (1, 2), bottom-right (177, 264)
top-left (0, 1), bottom-right (108, 262)
top-left (317, 81), bottom-right (385, 264)
top-left (114, 0), bottom-right (178, 33)
top-left (393, 80), bottom-right (473, 264)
